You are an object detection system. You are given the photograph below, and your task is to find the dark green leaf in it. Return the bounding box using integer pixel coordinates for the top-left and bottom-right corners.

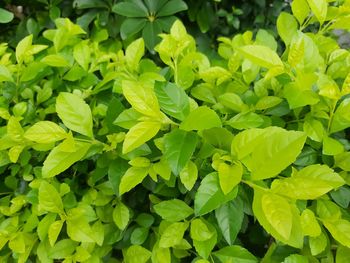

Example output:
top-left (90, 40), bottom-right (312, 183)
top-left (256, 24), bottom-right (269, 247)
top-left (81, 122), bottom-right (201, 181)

top-left (163, 129), bottom-right (198, 175)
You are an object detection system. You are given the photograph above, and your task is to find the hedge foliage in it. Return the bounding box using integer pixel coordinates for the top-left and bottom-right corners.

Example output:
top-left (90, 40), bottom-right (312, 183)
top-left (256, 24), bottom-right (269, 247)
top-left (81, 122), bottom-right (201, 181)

top-left (1, 0), bottom-right (350, 262)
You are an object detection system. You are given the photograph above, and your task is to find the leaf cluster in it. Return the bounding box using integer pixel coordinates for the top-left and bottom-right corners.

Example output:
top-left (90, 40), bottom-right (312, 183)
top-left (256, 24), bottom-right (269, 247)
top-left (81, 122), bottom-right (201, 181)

top-left (1, 0), bottom-right (350, 262)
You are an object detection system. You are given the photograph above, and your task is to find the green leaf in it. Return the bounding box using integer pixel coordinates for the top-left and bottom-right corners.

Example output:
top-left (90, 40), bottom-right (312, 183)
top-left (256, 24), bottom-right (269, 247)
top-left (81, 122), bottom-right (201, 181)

top-left (157, 0), bottom-right (188, 17)
top-left (142, 20), bottom-right (162, 51)
top-left (282, 254), bottom-right (308, 263)
top-left (39, 181), bottom-right (64, 214)
top-left (218, 93), bottom-right (247, 113)
top-left (0, 65), bottom-right (14, 82)
top-left (122, 121), bottom-right (161, 154)
top-left (41, 54), bottom-right (70, 67)
top-left (73, 40), bottom-right (90, 71)
top-left (42, 140), bottom-right (90, 178)
top-left (131, 227), bottom-right (149, 245)
top-left (48, 220), bottom-right (64, 247)
top-left (125, 38), bottom-right (144, 72)
top-left (192, 219), bottom-right (217, 259)
top-left (291, 0), bottom-right (310, 25)
top-left (24, 121), bottom-right (67, 144)
top-left (303, 118), bottom-right (324, 142)
top-left (330, 98), bottom-right (350, 133)
top-left (108, 159), bottom-right (129, 196)
top-left (120, 18), bottom-right (147, 39)
top-left (253, 189), bottom-right (303, 248)
top-left (317, 199), bottom-right (341, 221)
top-left (119, 166), bottom-right (149, 195)
top-left (124, 245), bottom-right (151, 263)
top-left (300, 209), bottom-right (321, 237)
top-left (112, 1), bottom-right (148, 17)
top-left (306, 0), bottom-right (327, 25)
top-left (191, 218), bottom-right (214, 241)
top-left (179, 160), bottom-right (198, 190)
top-left (48, 239), bottom-right (77, 259)
top-left (309, 231), bottom-right (327, 256)
top-left (336, 246), bottom-right (350, 263)
top-left (163, 129), bottom-right (198, 175)
top-left (9, 233), bottom-right (25, 253)
top-left (334, 152), bottom-right (350, 171)
top-left (16, 34), bottom-right (32, 64)
top-left (194, 172), bottom-right (238, 216)
top-left (261, 192), bottom-right (293, 240)
top-left (231, 128), bottom-right (267, 160)
top-left (66, 218), bottom-right (95, 243)
top-left (330, 186), bottom-right (350, 209)
top-left (159, 222), bottom-right (188, 248)
top-left (153, 199), bottom-right (193, 222)
top-left (122, 80), bottom-right (160, 117)
top-left (218, 162), bottom-right (243, 195)
top-left (255, 96), bottom-right (283, 110)
top-left (180, 106), bottom-right (221, 131)
top-left (323, 219), bottom-right (350, 248)
top-left (0, 8), bottom-right (14, 23)
top-left (213, 245), bottom-right (258, 263)
top-left (56, 92), bottom-right (93, 137)
top-left (227, 112), bottom-right (264, 130)
top-left (37, 213), bottom-right (57, 241)
top-left (154, 81), bottom-right (190, 121)
top-left (238, 45), bottom-right (284, 69)
top-left (271, 164), bottom-right (345, 199)
top-left (323, 136), bottom-right (344, 156)
top-left (250, 128), bottom-right (306, 180)
top-left (215, 198), bottom-right (244, 245)
top-left (277, 12), bottom-right (298, 45)
top-left (114, 108), bottom-right (142, 129)
top-left (113, 201), bottom-right (130, 230)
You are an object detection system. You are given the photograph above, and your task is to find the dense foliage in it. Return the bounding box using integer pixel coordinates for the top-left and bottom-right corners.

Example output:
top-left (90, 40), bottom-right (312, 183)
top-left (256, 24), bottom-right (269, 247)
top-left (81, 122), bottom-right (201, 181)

top-left (1, 0), bottom-right (350, 262)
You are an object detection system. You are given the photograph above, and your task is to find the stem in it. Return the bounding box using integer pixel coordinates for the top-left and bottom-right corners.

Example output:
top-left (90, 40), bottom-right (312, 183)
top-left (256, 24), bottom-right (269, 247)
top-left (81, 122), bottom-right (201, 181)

top-left (300, 15), bottom-right (312, 31)
top-left (242, 180), bottom-right (269, 192)
top-left (173, 57), bottom-right (179, 85)
top-left (327, 100), bottom-right (337, 133)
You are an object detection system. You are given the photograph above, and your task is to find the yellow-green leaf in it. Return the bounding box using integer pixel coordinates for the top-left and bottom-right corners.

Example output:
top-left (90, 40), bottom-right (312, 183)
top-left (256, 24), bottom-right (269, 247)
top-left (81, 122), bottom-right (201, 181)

top-left (239, 45), bottom-right (284, 69)
top-left (218, 162), bottom-right (243, 195)
top-left (48, 220), bottom-right (64, 247)
top-left (122, 80), bottom-right (160, 117)
top-left (261, 193), bottom-right (293, 240)
top-left (119, 166), bottom-right (149, 195)
top-left (42, 140), bottom-right (90, 178)
top-left (122, 121), bottom-right (161, 154)
top-left (24, 121), bottom-right (67, 144)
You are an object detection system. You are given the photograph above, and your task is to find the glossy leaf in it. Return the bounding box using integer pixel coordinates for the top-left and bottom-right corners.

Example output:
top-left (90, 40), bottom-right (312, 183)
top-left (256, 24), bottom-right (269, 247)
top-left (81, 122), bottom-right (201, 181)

top-left (42, 141), bottom-right (91, 178)
top-left (194, 172), bottom-right (238, 216)
top-left (218, 162), bottom-right (243, 195)
top-left (239, 45), bottom-right (284, 69)
top-left (180, 106), bottom-right (221, 131)
top-left (215, 198), bottom-right (244, 245)
top-left (122, 80), bottom-right (160, 117)
top-left (119, 166), bottom-right (149, 195)
top-left (213, 246), bottom-right (258, 263)
top-left (250, 128), bottom-right (306, 180)
top-left (113, 202), bottom-right (130, 230)
top-left (24, 121), bottom-right (67, 144)
top-left (56, 92), bottom-right (93, 137)
top-left (122, 121), bottom-right (161, 154)
top-left (179, 160), bottom-right (198, 190)
top-left (39, 181), bottom-right (64, 214)
top-left (153, 199), bottom-right (193, 222)
top-left (306, 0), bottom-right (327, 25)
top-left (154, 81), bottom-right (190, 121)
top-left (271, 164), bottom-right (345, 199)
top-left (163, 129), bottom-right (198, 175)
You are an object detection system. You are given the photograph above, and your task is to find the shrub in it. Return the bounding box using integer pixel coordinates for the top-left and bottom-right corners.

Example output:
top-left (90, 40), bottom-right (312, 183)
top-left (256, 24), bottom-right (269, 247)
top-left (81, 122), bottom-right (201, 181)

top-left (1, 0), bottom-right (350, 262)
